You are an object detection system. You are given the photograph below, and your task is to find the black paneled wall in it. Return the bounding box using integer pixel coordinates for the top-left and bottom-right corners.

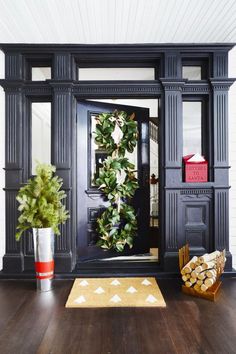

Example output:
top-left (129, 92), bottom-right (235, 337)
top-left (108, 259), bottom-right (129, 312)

top-left (0, 44), bottom-right (234, 274)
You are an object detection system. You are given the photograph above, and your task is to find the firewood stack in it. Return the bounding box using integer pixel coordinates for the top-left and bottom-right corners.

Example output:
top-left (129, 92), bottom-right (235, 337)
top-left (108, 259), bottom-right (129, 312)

top-left (180, 247), bottom-right (226, 293)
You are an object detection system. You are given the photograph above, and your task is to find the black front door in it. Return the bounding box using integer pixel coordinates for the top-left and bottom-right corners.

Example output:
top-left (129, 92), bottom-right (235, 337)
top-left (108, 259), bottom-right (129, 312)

top-left (77, 100), bottom-right (150, 261)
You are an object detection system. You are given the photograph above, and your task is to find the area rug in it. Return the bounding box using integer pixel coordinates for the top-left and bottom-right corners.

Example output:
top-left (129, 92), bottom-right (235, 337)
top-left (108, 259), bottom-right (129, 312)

top-left (65, 277), bottom-right (166, 308)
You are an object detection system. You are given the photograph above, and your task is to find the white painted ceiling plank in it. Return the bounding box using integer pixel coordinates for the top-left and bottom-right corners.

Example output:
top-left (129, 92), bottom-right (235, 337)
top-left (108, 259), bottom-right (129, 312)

top-left (207, 1), bottom-right (236, 42)
top-left (0, 0), bottom-right (235, 43)
top-left (158, 0), bottom-right (179, 42)
top-left (168, 0), bottom-right (190, 42)
top-left (196, 0), bottom-right (236, 42)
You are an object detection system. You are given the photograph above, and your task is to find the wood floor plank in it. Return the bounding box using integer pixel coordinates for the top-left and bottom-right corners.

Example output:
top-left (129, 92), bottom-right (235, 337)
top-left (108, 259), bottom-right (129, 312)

top-left (0, 278), bottom-right (236, 354)
top-left (0, 280), bottom-right (32, 332)
top-left (0, 280), bottom-right (70, 354)
top-left (160, 300), bottom-right (200, 354)
top-left (134, 307), bottom-right (177, 354)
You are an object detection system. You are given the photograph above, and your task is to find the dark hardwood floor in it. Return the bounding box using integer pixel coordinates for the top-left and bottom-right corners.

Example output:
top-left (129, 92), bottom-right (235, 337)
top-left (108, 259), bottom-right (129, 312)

top-left (0, 278), bottom-right (236, 354)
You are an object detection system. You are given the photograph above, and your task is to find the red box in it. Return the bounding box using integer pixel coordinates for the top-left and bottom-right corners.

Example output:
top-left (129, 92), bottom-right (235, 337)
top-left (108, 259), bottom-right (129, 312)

top-left (183, 154), bottom-right (208, 183)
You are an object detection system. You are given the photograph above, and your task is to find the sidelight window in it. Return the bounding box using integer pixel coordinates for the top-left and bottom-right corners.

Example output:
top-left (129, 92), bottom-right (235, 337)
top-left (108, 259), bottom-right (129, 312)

top-left (31, 102), bottom-right (51, 175)
top-left (183, 101), bottom-right (202, 156)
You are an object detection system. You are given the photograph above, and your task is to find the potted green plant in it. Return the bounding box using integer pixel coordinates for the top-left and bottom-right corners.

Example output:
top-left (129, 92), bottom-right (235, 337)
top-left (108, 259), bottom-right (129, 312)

top-left (16, 163), bottom-right (69, 291)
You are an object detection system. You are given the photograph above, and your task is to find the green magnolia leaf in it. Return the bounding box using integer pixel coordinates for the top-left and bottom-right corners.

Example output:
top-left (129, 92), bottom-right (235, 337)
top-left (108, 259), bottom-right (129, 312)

top-left (116, 243), bottom-right (124, 252)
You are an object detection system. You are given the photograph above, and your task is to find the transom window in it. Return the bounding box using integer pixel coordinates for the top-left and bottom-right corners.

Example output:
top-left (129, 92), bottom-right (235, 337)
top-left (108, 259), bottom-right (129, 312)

top-left (182, 66), bottom-right (202, 80)
top-left (78, 67), bottom-right (155, 81)
top-left (32, 67), bottom-right (51, 81)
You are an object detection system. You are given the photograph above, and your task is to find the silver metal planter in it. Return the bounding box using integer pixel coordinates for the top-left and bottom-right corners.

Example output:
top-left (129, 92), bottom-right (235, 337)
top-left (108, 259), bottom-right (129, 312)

top-left (33, 227), bottom-right (54, 292)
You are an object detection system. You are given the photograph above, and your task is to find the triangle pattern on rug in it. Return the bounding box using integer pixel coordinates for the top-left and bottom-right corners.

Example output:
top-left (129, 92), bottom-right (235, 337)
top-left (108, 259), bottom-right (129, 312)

top-left (79, 280), bottom-right (89, 287)
top-left (146, 294), bottom-right (158, 303)
top-left (65, 277), bottom-right (166, 308)
top-left (110, 294), bottom-right (122, 303)
top-left (126, 286), bottom-right (137, 294)
top-left (110, 279), bottom-right (121, 286)
top-left (94, 287), bottom-right (105, 294)
top-left (74, 295), bottom-right (86, 304)
top-left (142, 279), bottom-right (152, 286)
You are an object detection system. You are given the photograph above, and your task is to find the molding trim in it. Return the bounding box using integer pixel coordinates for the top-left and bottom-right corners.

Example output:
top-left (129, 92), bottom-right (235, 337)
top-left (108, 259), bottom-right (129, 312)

top-left (210, 78), bottom-right (235, 91)
top-left (1, 43), bottom-right (235, 53)
top-left (160, 78), bottom-right (185, 91)
top-left (180, 189), bottom-right (213, 195)
top-left (165, 191), bottom-right (178, 250)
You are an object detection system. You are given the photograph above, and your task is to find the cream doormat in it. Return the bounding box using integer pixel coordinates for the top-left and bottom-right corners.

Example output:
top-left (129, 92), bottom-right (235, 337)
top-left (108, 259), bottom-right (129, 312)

top-left (65, 277), bottom-right (166, 308)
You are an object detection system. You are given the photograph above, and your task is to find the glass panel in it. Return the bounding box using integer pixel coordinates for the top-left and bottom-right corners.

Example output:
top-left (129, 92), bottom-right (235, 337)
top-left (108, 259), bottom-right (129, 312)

top-left (183, 101), bottom-right (202, 156)
top-left (150, 118), bottom-right (158, 227)
top-left (88, 99), bottom-right (158, 116)
top-left (0, 50), bottom-right (4, 79)
top-left (32, 67), bottom-right (51, 81)
top-left (32, 102), bottom-right (51, 175)
top-left (79, 67), bottom-right (155, 81)
top-left (90, 114), bottom-right (137, 187)
top-left (182, 66), bottom-right (201, 80)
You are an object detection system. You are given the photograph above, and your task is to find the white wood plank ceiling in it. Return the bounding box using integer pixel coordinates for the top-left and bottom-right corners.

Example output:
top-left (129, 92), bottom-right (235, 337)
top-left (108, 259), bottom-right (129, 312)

top-left (0, 0), bottom-right (236, 44)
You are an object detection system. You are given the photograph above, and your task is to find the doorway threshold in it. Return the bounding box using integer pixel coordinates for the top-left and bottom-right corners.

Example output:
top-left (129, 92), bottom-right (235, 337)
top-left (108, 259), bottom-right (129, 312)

top-left (98, 256), bottom-right (158, 261)
top-left (74, 259), bottom-right (162, 278)
top-left (85, 248), bottom-right (159, 263)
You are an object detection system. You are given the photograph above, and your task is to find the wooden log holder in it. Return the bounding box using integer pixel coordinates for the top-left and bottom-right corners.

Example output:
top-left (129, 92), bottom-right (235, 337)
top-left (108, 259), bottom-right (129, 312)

top-left (179, 244), bottom-right (225, 301)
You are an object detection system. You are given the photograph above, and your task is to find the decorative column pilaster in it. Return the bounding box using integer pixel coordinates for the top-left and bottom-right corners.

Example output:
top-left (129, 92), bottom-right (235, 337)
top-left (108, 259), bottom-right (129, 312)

top-left (50, 52), bottom-right (76, 272)
top-left (3, 53), bottom-right (24, 272)
top-left (210, 78), bottom-right (234, 269)
top-left (160, 74), bottom-right (185, 270)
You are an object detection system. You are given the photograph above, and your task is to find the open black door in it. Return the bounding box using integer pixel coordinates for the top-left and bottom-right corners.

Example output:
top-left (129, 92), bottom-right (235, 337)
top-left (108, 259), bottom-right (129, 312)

top-left (77, 100), bottom-right (150, 261)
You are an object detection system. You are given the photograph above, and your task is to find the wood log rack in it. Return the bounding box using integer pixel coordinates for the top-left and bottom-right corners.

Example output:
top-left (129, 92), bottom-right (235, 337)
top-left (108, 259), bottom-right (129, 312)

top-left (179, 244), bottom-right (225, 301)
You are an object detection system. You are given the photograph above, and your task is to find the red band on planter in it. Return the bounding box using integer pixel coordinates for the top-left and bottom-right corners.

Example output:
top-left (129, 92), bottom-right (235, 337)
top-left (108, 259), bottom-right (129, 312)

top-left (35, 260), bottom-right (54, 274)
top-left (36, 274), bottom-right (54, 280)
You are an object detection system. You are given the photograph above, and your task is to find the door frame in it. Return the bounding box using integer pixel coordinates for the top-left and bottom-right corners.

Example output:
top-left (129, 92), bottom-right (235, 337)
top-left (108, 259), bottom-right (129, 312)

top-left (0, 43), bottom-right (234, 276)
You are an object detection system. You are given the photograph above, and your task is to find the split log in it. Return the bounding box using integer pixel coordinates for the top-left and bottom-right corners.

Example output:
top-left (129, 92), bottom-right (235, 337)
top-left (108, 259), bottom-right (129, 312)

top-left (199, 251), bottom-right (221, 263)
top-left (195, 265), bottom-right (204, 273)
top-left (185, 281), bottom-right (192, 288)
top-left (191, 270), bottom-right (198, 279)
top-left (181, 256), bottom-right (198, 275)
top-left (206, 269), bottom-right (217, 278)
top-left (200, 283), bottom-right (208, 292)
top-left (202, 261), bottom-right (216, 270)
top-left (205, 277), bottom-right (216, 288)
top-left (195, 260), bottom-right (202, 266)
top-left (182, 274), bottom-right (190, 282)
top-left (190, 260), bottom-right (197, 269)
top-left (197, 272), bottom-right (207, 280)
top-left (194, 284), bottom-right (201, 292)
top-left (197, 279), bottom-right (203, 286)
top-left (190, 277), bottom-right (197, 284)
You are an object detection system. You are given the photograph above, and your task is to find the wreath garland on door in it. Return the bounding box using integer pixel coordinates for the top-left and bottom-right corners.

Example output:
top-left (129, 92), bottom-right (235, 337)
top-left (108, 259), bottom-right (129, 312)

top-left (94, 110), bottom-right (139, 252)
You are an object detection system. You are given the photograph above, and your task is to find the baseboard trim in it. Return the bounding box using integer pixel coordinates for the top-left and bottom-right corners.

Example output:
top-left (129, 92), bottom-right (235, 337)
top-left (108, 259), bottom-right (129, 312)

top-left (0, 269), bottom-right (236, 280)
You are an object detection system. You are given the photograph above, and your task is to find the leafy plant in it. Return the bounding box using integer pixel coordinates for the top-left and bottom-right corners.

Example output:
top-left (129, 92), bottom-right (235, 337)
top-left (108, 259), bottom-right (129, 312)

top-left (16, 163), bottom-right (69, 241)
top-left (94, 110), bottom-right (139, 252)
